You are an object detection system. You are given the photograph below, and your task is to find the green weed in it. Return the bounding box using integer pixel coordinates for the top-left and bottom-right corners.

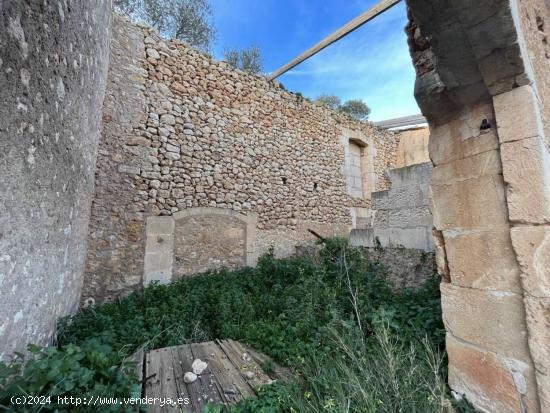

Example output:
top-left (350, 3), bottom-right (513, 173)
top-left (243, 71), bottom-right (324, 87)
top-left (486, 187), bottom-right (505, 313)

top-left (2, 239), bottom-right (448, 412)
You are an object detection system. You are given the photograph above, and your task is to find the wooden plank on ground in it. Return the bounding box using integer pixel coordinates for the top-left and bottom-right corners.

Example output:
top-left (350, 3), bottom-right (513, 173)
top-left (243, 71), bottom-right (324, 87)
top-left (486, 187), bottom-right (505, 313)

top-left (190, 342), bottom-right (230, 407)
top-left (146, 347), bottom-right (183, 413)
top-left (166, 346), bottom-right (193, 413)
top-left (207, 341), bottom-right (256, 399)
top-left (173, 344), bottom-right (223, 411)
top-left (238, 342), bottom-right (293, 381)
top-left (267, 0), bottom-right (401, 80)
top-left (192, 341), bottom-right (253, 405)
top-left (217, 339), bottom-right (272, 390)
top-left (143, 340), bottom-right (292, 412)
top-left (126, 347), bottom-right (144, 385)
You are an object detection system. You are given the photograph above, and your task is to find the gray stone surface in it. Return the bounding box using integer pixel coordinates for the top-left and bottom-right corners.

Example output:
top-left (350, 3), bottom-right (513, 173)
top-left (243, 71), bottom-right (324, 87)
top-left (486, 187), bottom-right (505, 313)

top-left (82, 13), bottom-right (148, 304)
top-left (362, 247), bottom-right (436, 289)
top-left (353, 162), bottom-right (434, 251)
top-left (143, 208), bottom-right (258, 285)
top-left (0, 0), bottom-right (111, 360)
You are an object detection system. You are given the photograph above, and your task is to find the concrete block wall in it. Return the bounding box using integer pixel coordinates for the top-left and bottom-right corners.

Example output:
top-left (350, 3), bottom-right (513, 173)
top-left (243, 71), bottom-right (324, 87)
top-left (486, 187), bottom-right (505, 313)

top-left (350, 162), bottom-right (434, 251)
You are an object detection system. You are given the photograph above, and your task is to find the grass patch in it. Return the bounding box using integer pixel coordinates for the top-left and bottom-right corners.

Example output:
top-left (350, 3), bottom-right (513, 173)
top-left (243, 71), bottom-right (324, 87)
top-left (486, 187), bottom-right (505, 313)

top-left (1, 239), bottom-right (461, 412)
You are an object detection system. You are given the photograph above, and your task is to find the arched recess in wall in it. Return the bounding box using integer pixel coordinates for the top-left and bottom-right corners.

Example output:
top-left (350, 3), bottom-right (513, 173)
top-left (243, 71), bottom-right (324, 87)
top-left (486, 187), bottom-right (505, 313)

top-left (143, 207), bottom-right (258, 285)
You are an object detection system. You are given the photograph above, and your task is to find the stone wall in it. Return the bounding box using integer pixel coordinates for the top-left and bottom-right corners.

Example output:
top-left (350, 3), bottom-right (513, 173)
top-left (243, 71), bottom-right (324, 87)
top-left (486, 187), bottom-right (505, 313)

top-left (519, 0), bottom-right (550, 149)
top-left (406, 0), bottom-right (550, 411)
top-left (143, 208), bottom-right (258, 285)
top-left (394, 126), bottom-right (430, 168)
top-left (350, 162), bottom-right (433, 251)
top-left (363, 247), bottom-right (436, 289)
top-left (83, 15), bottom-right (399, 304)
top-left (0, 0), bottom-right (111, 359)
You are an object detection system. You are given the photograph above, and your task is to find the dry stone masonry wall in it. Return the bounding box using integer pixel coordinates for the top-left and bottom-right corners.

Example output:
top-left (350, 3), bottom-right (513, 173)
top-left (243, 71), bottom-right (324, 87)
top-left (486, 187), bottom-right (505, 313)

top-left (83, 14), bottom-right (399, 304)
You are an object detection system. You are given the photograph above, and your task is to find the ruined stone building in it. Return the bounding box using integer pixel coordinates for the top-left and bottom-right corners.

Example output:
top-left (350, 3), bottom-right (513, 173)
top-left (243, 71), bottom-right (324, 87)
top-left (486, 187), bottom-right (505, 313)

top-left (1, 0), bottom-right (549, 412)
top-left (82, 15), bottom-right (434, 305)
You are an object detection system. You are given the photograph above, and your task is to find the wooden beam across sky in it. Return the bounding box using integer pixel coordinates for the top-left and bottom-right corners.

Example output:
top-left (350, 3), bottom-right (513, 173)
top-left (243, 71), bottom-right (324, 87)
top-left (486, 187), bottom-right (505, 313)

top-left (267, 0), bottom-right (402, 81)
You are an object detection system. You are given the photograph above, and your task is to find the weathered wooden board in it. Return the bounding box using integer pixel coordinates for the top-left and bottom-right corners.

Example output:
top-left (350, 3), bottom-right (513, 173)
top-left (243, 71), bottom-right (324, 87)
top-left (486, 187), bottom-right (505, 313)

top-left (141, 340), bottom-right (287, 412)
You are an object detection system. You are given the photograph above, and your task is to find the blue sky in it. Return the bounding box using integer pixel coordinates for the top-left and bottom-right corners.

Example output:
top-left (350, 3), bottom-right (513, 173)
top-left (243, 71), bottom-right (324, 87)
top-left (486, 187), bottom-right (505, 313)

top-left (210, 0), bottom-right (419, 122)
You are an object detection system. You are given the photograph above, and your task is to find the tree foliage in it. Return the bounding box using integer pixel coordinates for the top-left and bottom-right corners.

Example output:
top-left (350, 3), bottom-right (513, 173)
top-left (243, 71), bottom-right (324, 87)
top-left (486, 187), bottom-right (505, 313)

top-left (316, 95), bottom-right (371, 120)
top-left (224, 45), bottom-right (263, 74)
top-left (340, 99), bottom-right (371, 120)
top-left (315, 94), bottom-right (342, 111)
top-left (114, 0), bottom-right (215, 51)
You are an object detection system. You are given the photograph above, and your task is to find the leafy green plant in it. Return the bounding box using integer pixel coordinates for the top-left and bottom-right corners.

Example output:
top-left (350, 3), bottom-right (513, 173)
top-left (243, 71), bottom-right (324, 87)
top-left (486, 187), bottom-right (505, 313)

top-left (58, 240), bottom-right (444, 358)
top-left (4, 239), bottom-right (446, 412)
top-left (0, 339), bottom-right (142, 412)
top-left (260, 360), bottom-right (276, 376)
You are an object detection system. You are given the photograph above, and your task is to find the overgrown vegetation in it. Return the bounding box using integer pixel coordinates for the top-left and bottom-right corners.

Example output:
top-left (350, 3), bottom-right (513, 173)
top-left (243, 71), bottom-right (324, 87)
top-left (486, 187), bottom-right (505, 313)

top-left (316, 94), bottom-right (372, 120)
top-left (224, 45), bottom-right (263, 74)
top-left (0, 340), bottom-right (141, 412)
top-left (114, 0), bottom-right (216, 51)
top-left (1, 239), bottom-right (463, 412)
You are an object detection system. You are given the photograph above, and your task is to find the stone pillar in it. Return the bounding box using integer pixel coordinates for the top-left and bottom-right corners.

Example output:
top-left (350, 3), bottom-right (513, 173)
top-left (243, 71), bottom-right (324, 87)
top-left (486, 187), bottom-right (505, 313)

top-left (0, 1), bottom-right (111, 359)
top-left (495, 84), bottom-right (550, 412)
top-left (407, 0), bottom-right (549, 411)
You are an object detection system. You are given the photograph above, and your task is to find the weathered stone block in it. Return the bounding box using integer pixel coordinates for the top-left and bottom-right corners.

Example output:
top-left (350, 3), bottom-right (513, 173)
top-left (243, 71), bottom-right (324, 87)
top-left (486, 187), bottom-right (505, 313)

top-left (441, 283), bottom-right (530, 360)
top-left (511, 225), bottom-right (550, 298)
top-left (535, 369), bottom-right (550, 413)
top-left (372, 209), bottom-right (389, 226)
top-left (118, 164), bottom-right (140, 175)
top-left (147, 216), bottom-right (175, 235)
top-left (388, 206), bottom-right (432, 228)
top-left (372, 227), bottom-right (433, 251)
top-left (524, 296), bottom-right (550, 376)
top-left (145, 234), bottom-right (174, 255)
top-left (500, 136), bottom-right (550, 224)
top-left (431, 149), bottom-right (501, 186)
top-left (429, 101), bottom-right (498, 165)
top-left (349, 228), bottom-right (374, 247)
top-left (393, 184), bottom-right (431, 209)
top-left (143, 253), bottom-right (173, 285)
top-left (493, 85), bottom-right (544, 143)
top-left (160, 113), bottom-right (176, 125)
top-left (443, 229), bottom-right (521, 292)
top-left (374, 185), bottom-right (427, 209)
top-left (371, 190), bottom-right (391, 209)
top-left (387, 163), bottom-right (432, 188)
top-left (446, 334), bottom-right (534, 413)
top-left (432, 229), bottom-right (450, 282)
top-left (430, 175), bottom-right (509, 230)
